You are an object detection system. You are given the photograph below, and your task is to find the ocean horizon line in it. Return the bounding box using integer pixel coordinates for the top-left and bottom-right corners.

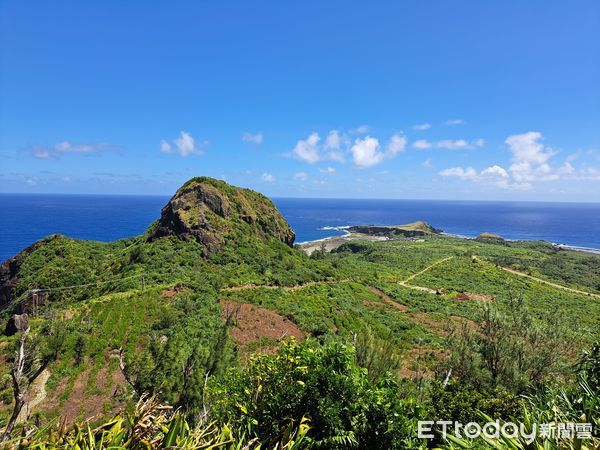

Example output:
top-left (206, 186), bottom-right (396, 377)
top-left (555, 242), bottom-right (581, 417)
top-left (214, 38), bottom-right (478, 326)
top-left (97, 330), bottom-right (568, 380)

top-left (1, 192), bottom-right (599, 206)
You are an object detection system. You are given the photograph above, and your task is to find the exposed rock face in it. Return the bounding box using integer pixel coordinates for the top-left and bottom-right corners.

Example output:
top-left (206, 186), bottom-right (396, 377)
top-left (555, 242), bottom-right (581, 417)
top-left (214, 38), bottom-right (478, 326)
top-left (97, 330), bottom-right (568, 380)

top-left (348, 221), bottom-right (441, 238)
top-left (147, 177), bottom-right (295, 255)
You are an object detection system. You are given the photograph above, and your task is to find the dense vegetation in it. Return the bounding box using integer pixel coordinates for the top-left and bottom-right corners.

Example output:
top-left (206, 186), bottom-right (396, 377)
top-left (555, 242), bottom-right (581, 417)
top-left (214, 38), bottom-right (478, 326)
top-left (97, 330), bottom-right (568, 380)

top-left (0, 178), bottom-right (598, 448)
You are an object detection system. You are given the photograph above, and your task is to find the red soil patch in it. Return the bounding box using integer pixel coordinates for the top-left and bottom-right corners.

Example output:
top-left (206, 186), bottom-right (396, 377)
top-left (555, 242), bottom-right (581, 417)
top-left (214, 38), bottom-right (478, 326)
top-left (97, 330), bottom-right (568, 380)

top-left (399, 346), bottom-right (449, 379)
top-left (220, 301), bottom-right (304, 350)
top-left (454, 292), bottom-right (494, 302)
top-left (367, 286), bottom-right (409, 311)
top-left (160, 285), bottom-right (188, 300)
top-left (41, 365), bottom-right (127, 424)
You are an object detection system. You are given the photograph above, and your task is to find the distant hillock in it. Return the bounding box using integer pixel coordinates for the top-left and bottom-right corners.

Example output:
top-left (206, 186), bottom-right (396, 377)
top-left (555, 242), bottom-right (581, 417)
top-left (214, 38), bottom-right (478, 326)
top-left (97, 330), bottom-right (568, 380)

top-left (475, 232), bottom-right (505, 242)
top-left (348, 220), bottom-right (441, 238)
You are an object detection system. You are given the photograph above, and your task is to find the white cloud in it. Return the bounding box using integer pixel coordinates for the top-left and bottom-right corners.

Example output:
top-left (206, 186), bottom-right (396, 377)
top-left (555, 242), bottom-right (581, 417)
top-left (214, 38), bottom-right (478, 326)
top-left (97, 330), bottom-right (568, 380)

top-left (160, 140), bottom-right (172, 153)
top-left (412, 123), bottom-right (431, 131)
top-left (174, 132), bottom-right (198, 157)
top-left (413, 138), bottom-right (483, 150)
top-left (443, 119), bottom-right (465, 126)
top-left (506, 132), bottom-right (553, 165)
top-left (505, 132), bottom-right (556, 182)
top-left (289, 128), bottom-right (406, 168)
top-left (439, 131), bottom-right (600, 190)
top-left (413, 139), bottom-right (433, 150)
top-left (440, 165), bottom-right (515, 188)
top-left (439, 166), bottom-right (478, 181)
top-left (242, 132), bottom-right (263, 144)
top-left (325, 130), bottom-right (341, 149)
top-left (387, 134), bottom-right (407, 155)
top-left (294, 171), bottom-right (308, 181)
top-left (437, 139), bottom-right (484, 150)
top-left (422, 158), bottom-right (432, 169)
top-left (351, 125), bottom-right (370, 134)
top-left (293, 133), bottom-right (321, 163)
top-left (261, 173), bottom-right (275, 182)
top-left (161, 131), bottom-right (204, 157)
top-left (481, 165), bottom-right (509, 178)
top-left (319, 167), bottom-right (336, 174)
top-left (31, 141), bottom-right (122, 159)
top-left (351, 136), bottom-right (384, 168)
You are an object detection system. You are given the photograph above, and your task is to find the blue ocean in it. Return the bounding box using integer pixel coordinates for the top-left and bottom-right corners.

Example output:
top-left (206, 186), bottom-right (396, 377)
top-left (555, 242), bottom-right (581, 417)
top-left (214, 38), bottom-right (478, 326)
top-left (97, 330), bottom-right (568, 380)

top-left (1, 194), bottom-right (599, 262)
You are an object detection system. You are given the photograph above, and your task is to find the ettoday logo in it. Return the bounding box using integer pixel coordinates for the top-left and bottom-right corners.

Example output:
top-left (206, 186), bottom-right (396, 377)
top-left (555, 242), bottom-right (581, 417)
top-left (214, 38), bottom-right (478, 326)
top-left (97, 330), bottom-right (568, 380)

top-left (418, 420), bottom-right (593, 444)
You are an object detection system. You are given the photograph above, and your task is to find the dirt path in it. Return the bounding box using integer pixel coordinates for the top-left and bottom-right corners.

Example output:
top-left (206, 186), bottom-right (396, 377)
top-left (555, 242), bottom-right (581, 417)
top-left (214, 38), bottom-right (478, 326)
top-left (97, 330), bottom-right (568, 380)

top-left (221, 279), bottom-right (351, 292)
top-left (500, 267), bottom-right (600, 299)
top-left (367, 286), bottom-right (408, 311)
top-left (17, 369), bottom-right (50, 423)
top-left (398, 256), bottom-right (454, 294)
top-left (221, 257), bottom-right (454, 297)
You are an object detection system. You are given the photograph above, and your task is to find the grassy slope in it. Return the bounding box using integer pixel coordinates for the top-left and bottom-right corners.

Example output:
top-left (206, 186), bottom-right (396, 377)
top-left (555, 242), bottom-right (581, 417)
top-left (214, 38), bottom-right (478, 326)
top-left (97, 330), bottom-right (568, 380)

top-left (0, 232), bottom-right (599, 423)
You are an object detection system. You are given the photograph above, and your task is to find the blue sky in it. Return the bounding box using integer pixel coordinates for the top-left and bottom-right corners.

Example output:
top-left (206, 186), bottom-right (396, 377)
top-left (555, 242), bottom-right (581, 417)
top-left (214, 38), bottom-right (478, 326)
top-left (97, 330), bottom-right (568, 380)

top-left (1, 1), bottom-right (599, 201)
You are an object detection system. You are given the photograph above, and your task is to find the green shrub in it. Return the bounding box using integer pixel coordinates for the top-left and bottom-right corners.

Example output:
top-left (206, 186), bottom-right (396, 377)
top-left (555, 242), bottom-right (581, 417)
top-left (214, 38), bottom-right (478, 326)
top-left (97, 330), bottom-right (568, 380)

top-left (208, 339), bottom-right (426, 449)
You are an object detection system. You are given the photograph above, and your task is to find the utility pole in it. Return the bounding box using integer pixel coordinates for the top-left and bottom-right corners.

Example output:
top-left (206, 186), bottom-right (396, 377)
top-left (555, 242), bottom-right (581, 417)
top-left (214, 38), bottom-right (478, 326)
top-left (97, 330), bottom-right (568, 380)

top-left (30, 289), bottom-right (39, 317)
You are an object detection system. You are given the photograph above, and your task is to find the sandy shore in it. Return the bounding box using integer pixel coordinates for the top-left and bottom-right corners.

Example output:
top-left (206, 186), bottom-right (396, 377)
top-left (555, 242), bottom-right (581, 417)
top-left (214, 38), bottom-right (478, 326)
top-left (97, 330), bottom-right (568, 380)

top-left (298, 233), bottom-right (389, 255)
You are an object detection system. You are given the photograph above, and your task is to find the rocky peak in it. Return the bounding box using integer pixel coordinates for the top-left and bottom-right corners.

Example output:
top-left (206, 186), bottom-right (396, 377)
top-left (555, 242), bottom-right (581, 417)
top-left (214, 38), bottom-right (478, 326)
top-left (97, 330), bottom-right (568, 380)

top-left (147, 177), bottom-right (295, 255)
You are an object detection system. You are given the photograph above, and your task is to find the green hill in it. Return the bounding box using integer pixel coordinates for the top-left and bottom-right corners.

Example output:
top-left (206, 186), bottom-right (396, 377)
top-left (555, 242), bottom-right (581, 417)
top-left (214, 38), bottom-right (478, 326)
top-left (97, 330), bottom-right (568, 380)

top-left (348, 220), bottom-right (442, 237)
top-left (0, 178), bottom-right (599, 448)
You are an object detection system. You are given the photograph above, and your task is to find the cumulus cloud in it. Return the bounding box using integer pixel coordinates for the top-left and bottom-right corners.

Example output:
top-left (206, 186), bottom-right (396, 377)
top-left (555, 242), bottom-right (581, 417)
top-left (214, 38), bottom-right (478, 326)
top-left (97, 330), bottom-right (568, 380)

top-left (506, 132), bottom-right (553, 165)
top-left (387, 134), bottom-right (407, 155)
top-left (505, 132), bottom-right (557, 182)
top-left (261, 172), bottom-right (275, 182)
top-left (422, 158), bottom-right (432, 169)
top-left (440, 164), bottom-right (530, 189)
top-left (31, 141), bottom-right (123, 160)
top-left (443, 119), bottom-right (465, 126)
top-left (439, 166), bottom-right (479, 181)
top-left (438, 131), bottom-right (600, 189)
top-left (351, 136), bottom-right (384, 168)
top-left (160, 131), bottom-right (204, 157)
top-left (412, 123), bottom-right (431, 131)
top-left (293, 133), bottom-right (321, 163)
top-left (480, 165), bottom-right (509, 178)
top-left (242, 132), bottom-right (263, 144)
top-left (290, 129), bottom-right (406, 168)
top-left (413, 139), bottom-right (433, 150)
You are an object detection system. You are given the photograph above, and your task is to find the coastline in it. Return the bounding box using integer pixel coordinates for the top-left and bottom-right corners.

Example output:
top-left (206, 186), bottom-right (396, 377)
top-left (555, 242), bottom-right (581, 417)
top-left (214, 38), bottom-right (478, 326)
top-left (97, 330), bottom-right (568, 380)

top-left (298, 227), bottom-right (600, 256)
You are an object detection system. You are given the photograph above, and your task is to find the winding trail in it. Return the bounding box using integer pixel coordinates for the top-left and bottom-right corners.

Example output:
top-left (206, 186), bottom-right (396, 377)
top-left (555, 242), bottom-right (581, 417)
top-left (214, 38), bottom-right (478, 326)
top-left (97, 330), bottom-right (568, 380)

top-left (221, 279), bottom-right (352, 292)
top-left (398, 256), bottom-right (454, 294)
top-left (499, 267), bottom-right (600, 299)
top-left (17, 369), bottom-right (50, 424)
top-left (220, 258), bottom-right (455, 296)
